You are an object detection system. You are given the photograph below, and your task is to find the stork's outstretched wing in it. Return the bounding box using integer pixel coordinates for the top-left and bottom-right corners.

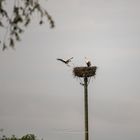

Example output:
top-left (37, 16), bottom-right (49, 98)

top-left (67, 57), bottom-right (73, 61)
top-left (57, 58), bottom-right (66, 63)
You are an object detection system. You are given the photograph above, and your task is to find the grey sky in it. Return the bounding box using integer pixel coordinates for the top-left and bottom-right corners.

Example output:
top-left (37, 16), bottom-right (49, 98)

top-left (0, 0), bottom-right (140, 140)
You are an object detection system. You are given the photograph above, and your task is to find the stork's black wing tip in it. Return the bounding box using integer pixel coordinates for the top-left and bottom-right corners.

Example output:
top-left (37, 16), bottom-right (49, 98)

top-left (70, 57), bottom-right (74, 60)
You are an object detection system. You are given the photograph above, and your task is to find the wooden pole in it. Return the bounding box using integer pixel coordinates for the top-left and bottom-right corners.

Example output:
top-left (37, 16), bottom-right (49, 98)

top-left (84, 77), bottom-right (89, 140)
top-left (73, 66), bottom-right (97, 140)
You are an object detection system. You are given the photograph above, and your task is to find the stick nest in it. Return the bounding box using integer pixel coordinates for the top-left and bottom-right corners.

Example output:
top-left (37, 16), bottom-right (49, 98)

top-left (73, 66), bottom-right (97, 78)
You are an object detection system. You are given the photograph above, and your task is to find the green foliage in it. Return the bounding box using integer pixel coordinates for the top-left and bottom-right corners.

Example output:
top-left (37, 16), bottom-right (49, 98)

top-left (0, 134), bottom-right (38, 140)
top-left (21, 134), bottom-right (36, 140)
top-left (0, 0), bottom-right (55, 50)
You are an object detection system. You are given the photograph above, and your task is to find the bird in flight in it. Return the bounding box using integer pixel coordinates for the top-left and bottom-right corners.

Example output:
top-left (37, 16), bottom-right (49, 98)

top-left (57, 57), bottom-right (74, 66)
top-left (85, 57), bottom-right (91, 67)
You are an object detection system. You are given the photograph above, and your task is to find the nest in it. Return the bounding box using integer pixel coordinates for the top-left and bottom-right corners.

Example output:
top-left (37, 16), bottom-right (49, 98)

top-left (73, 66), bottom-right (97, 78)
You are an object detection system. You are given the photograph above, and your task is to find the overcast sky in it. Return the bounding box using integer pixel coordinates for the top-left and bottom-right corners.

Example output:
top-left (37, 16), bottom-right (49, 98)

top-left (0, 0), bottom-right (140, 140)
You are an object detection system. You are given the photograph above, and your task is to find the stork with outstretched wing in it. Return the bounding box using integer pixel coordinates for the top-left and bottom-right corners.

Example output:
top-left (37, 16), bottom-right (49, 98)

top-left (57, 57), bottom-right (73, 66)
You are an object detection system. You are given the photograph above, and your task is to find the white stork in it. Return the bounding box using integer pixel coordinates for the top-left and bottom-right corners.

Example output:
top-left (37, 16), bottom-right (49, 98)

top-left (85, 57), bottom-right (91, 67)
top-left (57, 57), bottom-right (73, 66)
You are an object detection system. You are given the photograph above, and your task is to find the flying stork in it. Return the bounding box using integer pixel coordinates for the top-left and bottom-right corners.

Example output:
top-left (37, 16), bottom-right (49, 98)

top-left (57, 57), bottom-right (73, 66)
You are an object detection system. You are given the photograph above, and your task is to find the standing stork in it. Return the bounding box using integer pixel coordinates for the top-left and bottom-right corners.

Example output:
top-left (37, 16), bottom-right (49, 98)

top-left (85, 57), bottom-right (91, 67)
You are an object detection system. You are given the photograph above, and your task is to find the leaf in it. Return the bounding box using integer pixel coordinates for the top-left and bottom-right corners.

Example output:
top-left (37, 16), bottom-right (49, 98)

top-left (2, 43), bottom-right (7, 51)
top-left (50, 20), bottom-right (55, 28)
top-left (0, 21), bottom-right (4, 27)
top-left (0, 8), bottom-right (8, 17)
top-left (18, 28), bottom-right (24, 33)
top-left (9, 38), bottom-right (14, 48)
top-left (13, 6), bottom-right (19, 14)
top-left (15, 32), bottom-right (20, 41)
top-left (13, 15), bottom-right (23, 24)
top-left (39, 20), bottom-right (43, 25)
top-left (24, 18), bottom-right (30, 26)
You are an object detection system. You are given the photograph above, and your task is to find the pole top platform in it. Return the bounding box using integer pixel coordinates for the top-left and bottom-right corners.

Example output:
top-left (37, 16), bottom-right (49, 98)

top-left (73, 66), bottom-right (97, 78)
